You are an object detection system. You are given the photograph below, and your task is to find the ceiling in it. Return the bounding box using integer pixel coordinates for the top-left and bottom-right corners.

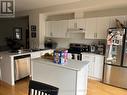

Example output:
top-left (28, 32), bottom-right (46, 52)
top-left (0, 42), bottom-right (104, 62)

top-left (16, 0), bottom-right (127, 12)
top-left (16, 0), bottom-right (80, 12)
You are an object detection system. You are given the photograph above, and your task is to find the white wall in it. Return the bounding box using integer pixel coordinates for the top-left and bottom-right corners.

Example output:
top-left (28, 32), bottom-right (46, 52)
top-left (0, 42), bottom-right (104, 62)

top-left (39, 14), bottom-right (47, 48)
top-left (29, 13), bottom-right (39, 49)
top-left (48, 38), bottom-right (105, 48)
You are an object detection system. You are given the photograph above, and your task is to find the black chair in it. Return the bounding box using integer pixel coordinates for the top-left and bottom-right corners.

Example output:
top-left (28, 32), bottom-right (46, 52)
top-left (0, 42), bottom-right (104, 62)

top-left (28, 80), bottom-right (59, 95)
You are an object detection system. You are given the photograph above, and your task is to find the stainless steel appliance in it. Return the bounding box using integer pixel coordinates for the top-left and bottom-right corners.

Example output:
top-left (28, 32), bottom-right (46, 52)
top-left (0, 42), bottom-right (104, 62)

top-left (68, 43), bottom-right (90, 60)
top-left (103, 27), bottom-right (127, 89)
top-left (14, 54), bottom-right (31, 81)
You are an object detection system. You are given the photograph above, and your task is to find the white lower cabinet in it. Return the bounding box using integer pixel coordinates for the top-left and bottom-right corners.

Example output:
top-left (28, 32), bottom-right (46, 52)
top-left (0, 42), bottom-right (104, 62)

top-left (82, 53), bottom-right (104, 81)
top-left (31, 51), bottom-right (42, 59)
top-left (94, 55), bottom-right (104, 80)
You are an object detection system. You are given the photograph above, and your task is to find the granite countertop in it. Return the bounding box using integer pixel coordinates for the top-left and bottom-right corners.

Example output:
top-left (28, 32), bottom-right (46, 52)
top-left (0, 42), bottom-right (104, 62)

top-left (32, 58), bottom-right (89, 71)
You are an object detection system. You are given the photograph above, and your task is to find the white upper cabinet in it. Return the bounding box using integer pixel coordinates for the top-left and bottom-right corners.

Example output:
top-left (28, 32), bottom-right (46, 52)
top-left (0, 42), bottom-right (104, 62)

top-left (45, 20), bottom-right (68, 38)
top-left (68, 19), bottom-right (86, 30)
top-left (96, 17), bottom-right (110, 39)
top-left (66, 19), bottom-right (86, 38)
top-left (46, 16), bottom-right (127, 39)
top-left (85, 17), bottom-right (110, 39)
top-left (45, 21), bottom-right (52, 37)
top-left (85, 18), bottom-right (97, 39)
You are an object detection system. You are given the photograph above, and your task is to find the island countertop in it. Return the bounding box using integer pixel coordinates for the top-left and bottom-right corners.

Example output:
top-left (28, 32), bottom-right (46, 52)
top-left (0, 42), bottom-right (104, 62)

top-left (32, 58), bottom-right (89, 71)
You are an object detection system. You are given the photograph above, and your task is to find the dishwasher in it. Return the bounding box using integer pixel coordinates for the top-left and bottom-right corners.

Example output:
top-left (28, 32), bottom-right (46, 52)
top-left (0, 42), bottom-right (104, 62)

top-left (14, 54), bottom-right (31, 81)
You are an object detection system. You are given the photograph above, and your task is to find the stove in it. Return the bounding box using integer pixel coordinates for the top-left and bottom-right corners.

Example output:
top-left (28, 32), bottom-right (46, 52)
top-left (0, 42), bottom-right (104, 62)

top-left (68, 43), bottom-right (90, 53)
top-left (68, 43), bottom-right (90, 61)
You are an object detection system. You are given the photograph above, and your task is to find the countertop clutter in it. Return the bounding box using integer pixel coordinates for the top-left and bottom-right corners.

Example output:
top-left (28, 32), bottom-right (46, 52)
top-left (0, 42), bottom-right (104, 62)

top-left (41, 48), bottom-right (69, 65)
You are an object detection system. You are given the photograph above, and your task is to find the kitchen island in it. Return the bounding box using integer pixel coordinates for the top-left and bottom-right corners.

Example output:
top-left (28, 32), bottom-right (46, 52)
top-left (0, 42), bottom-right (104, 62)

top-left (31, 58), bottom-right (89, 95)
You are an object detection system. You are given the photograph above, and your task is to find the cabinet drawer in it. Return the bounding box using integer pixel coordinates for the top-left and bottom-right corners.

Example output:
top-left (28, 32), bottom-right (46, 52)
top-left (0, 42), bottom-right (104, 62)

top-left (82, 56), bottom-right (95, 62)
top-left (31, 52), bottom-right (41, 59)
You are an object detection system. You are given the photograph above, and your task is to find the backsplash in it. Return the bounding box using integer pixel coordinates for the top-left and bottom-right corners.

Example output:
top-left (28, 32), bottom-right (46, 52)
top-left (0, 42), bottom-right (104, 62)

top-left (45, 38), bottom-right (106, 49)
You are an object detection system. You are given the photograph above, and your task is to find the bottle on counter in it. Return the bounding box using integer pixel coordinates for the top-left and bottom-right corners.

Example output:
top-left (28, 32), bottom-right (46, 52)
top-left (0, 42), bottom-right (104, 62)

top-left (53, 50), bottom-right (59, 64)
top-left (53, 49), bottom-right (68, 64)
top-left (63, 50), bottom-right (68, 64)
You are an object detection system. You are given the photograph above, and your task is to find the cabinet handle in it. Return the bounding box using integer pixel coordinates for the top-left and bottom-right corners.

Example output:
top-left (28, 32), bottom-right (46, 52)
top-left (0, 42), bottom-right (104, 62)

top-left (94, 33), bottom-right (96, 38)
top-left (94, 33), bottom-right (97, 38)
top-left (74, 23), bottom-right (77, 28)
top-left (50, 32), bottom-right (53, 36)
top-left (96, 33), bottom-right (97, 38)
top-left (65, 31), bottom-right (68, 37)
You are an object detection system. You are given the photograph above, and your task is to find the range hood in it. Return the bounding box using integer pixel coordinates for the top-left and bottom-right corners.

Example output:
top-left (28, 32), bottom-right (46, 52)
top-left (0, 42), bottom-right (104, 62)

top-left (67, 28), bottom-right (85, 33)
top-left (67, 11), bottom-right (85, 33)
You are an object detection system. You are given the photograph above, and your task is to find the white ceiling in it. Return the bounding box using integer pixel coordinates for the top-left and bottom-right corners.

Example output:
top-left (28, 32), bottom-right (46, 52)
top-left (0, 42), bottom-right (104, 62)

top-left (16, 0), bottom-right (127, 12)
top-left (16, 0), bottom-right (80, 12)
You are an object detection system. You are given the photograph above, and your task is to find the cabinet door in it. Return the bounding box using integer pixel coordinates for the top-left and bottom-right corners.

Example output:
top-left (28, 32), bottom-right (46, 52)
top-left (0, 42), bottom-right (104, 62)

top-left (88, 60), bottom-right (95, 78)
top-left (94, 55), bottom-right (104, 81)
top-left (68, 19), bottom-right (76, 29)
top-left (45, 20), bottom-right (68, 38)
top-left (96, 17), bottom-right (110, 39)
top-left (82, 53), bottom-right (95, 78)
top-left (85, 18), bottom-right (97, 39)
top-left (51, 20), bottom-right (68, 38)
top-left (68, 19), bottom-right (86, 29)
top-left (31, 51), bottom-right (41, 59)
top-left (45, 21), bottom-right (52, 37)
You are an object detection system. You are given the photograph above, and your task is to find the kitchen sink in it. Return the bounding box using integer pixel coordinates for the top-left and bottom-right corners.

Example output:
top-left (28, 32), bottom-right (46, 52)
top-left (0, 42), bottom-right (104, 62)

top-left (28, 48), bottom-right (48, 52)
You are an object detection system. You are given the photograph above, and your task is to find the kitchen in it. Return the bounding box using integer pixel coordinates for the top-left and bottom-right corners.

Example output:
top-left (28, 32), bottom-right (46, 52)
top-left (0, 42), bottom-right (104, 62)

top-left (1, 0), bottom-right (127, 95)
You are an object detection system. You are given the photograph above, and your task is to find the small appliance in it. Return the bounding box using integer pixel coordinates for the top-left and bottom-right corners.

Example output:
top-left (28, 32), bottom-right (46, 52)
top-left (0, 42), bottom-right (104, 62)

top-left (90, 45), bottom-right (96, 53)
top-left (44, 39), bottom-right (57, 49)
top-left (96, 44), bottom-right (105, 55)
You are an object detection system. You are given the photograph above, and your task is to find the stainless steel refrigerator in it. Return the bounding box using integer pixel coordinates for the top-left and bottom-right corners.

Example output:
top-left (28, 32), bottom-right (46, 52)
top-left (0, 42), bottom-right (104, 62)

top-left (103, 27), bottom-right (127, 89)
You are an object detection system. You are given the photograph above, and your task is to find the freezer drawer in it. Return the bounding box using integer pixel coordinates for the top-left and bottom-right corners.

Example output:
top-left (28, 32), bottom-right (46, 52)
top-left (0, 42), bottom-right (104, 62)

top-left (103, 64), bottom-right (127, 89)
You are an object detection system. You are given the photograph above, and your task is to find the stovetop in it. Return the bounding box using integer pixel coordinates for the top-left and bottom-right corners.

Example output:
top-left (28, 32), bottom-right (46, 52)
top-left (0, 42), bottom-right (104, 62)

top-left (68, 43), bottom-right (90, 53)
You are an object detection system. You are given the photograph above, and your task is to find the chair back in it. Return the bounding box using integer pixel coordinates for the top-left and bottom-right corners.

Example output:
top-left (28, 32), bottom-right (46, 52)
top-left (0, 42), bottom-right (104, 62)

top-left (28, 80), bottom-right (59, 95)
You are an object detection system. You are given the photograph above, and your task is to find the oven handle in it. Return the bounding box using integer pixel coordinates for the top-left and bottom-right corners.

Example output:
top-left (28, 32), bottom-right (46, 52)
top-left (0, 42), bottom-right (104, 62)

top-left (80, 53), bottom-right (82, 61)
